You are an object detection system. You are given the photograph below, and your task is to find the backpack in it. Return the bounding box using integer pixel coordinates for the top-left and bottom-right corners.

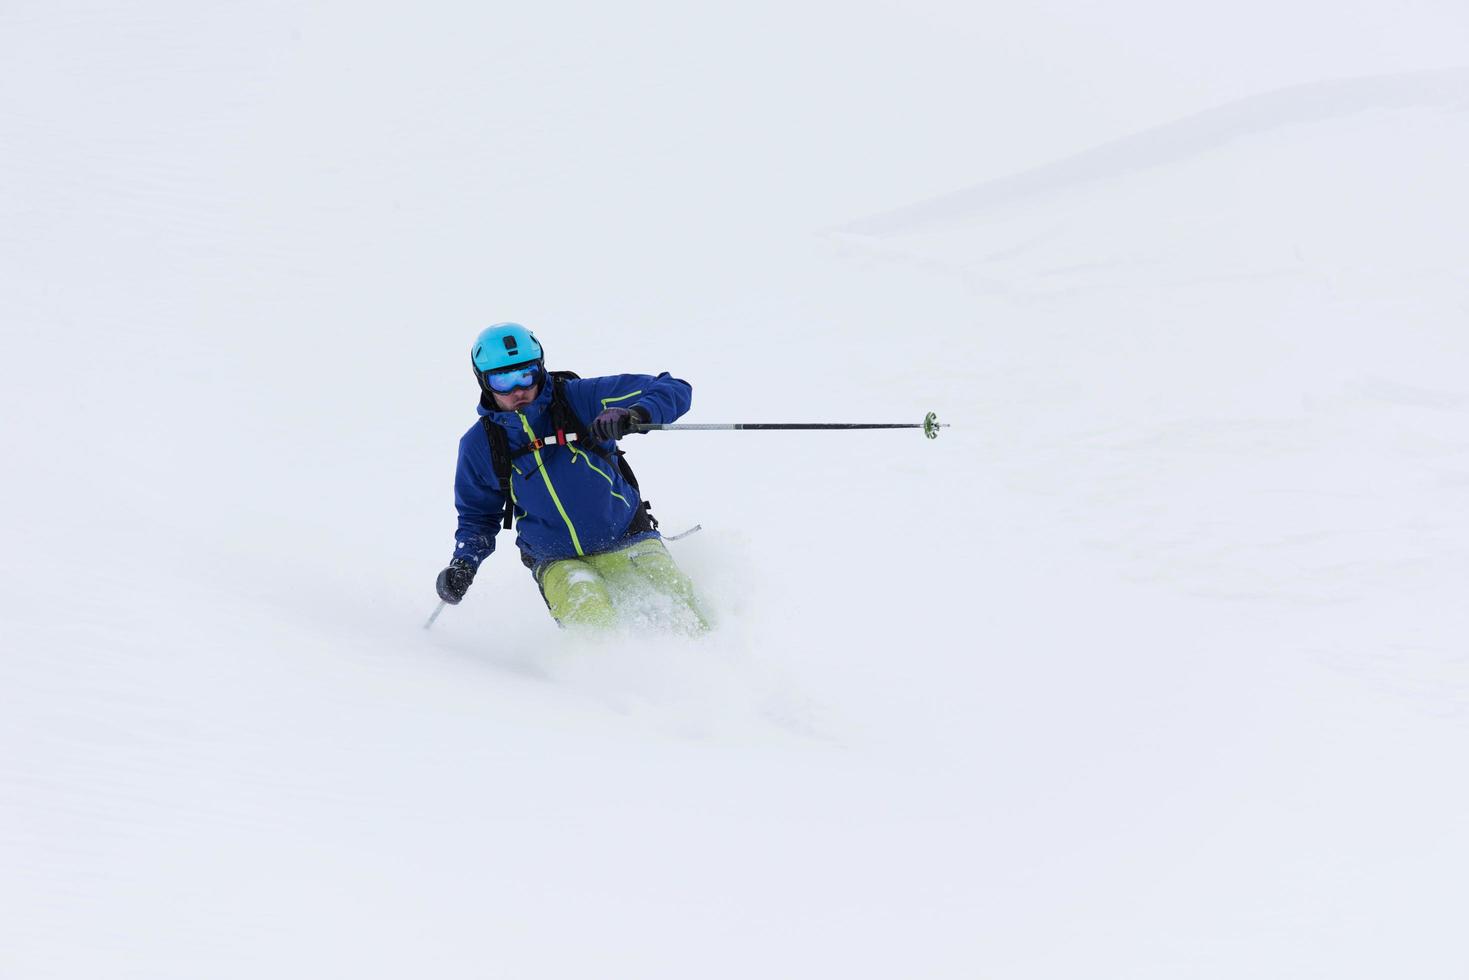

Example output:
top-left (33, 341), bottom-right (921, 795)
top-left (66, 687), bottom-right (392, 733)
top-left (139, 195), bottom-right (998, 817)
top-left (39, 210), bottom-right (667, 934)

top-left (477, 371), bottom-right (656, 534)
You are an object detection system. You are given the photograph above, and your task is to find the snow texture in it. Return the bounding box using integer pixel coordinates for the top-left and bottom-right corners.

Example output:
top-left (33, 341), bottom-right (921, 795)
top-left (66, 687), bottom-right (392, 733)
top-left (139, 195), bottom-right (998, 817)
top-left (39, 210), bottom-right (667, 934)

top-left (2, 2), bottom-right (1467, 977)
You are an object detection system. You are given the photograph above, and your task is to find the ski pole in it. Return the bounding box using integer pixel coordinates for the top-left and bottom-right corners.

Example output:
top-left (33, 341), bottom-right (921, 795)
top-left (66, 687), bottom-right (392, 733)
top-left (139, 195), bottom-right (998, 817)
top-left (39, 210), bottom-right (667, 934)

top-left (424, 601), bottom-right (447, 630)
top-left (635, 412), bottom-right (949, 440)
top-left (517, 413), bottom-right (946, 452)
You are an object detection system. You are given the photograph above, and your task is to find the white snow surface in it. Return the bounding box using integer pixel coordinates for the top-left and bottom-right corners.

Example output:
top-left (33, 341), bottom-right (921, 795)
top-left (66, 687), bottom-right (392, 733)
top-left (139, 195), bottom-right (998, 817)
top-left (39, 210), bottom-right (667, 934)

top-left (3, 3), bottom-right (1468, 977)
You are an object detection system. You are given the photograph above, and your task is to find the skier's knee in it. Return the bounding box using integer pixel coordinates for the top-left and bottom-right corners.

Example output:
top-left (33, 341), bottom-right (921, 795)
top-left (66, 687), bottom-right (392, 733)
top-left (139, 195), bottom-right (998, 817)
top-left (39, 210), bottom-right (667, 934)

top-left (542, 561), bottom-right (616, 628)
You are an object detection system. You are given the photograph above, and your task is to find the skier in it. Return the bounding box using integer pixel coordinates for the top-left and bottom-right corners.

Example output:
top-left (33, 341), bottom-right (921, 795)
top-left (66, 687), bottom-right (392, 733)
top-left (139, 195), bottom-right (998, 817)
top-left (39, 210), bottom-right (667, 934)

top-left (435, 323), bottom-right (708, 632)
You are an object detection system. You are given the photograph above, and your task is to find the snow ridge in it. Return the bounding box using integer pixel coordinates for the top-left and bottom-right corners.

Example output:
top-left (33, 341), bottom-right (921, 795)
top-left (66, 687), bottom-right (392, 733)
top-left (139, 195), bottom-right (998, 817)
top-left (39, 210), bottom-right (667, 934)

top-left (844, 68), bottom-right (1469, 236)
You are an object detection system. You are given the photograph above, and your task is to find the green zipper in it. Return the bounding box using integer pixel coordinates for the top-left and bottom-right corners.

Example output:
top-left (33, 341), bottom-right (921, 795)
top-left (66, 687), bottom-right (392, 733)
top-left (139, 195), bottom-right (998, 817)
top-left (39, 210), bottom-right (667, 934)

top-left (600, 389), bottom-right (642, 411)
top-left (568, 443), bottom-right (630, 504)
top-left (518, 411), bottom-right (584, 556)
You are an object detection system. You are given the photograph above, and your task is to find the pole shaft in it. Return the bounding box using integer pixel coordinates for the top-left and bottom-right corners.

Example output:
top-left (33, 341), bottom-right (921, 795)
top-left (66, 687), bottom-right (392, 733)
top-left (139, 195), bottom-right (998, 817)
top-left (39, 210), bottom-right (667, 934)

top-left (635, 423), bottom-right (933, 431)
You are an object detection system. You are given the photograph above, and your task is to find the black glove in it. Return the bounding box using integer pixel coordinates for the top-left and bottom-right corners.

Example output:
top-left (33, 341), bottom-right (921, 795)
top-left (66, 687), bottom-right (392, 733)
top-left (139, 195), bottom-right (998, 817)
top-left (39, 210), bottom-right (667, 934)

top-left (589, 405), bottom-right (650, 442)
top-left (436, 558), bottom-right (477, 604)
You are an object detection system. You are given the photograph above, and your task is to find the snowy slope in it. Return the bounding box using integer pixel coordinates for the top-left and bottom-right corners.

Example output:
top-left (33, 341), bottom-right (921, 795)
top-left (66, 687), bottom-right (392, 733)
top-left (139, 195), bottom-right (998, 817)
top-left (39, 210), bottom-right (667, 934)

top-left (3, 2), bottom-right (1469, 977)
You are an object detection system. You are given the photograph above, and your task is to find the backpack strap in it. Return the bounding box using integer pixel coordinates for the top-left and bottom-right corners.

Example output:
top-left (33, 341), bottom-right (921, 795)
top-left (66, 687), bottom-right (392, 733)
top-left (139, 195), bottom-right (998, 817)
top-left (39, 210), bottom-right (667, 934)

top-left (477, 416), bottom-right (516, 530)
top-left (612, 450), bottom-right (656, 529)
top-left (550, 376), bottom-right (653, 525)
top-left (548, 372), bottom-right (590, 447)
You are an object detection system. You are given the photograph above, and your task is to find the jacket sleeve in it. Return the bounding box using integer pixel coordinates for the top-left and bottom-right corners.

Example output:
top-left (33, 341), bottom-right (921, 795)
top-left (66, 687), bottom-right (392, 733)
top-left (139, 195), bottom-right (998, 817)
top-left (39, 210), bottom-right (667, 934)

top-left (452, 426), bottom-right (504, 567)
top-left (571, 372), bottom-right (693, 426)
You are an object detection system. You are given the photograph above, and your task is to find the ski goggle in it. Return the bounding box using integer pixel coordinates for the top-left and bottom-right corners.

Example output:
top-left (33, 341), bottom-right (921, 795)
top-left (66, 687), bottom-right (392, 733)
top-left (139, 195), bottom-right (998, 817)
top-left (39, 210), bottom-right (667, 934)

top-left (483, 363), bottom-right (543, 394)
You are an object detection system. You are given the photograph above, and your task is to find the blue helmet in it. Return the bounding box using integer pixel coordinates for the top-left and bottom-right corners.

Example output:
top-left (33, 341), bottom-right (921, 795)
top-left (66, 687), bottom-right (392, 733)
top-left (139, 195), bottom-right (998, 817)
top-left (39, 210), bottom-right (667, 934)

top-left (472, 322), bottom-right (543, 372)
top-left (471, 322), bottom-right (544, 396)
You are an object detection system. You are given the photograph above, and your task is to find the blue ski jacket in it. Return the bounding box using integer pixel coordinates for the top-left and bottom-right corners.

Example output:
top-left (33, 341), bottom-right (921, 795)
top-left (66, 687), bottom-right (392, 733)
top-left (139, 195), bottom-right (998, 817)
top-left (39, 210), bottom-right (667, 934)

top-left (452, 372), bottom-right (692, 567)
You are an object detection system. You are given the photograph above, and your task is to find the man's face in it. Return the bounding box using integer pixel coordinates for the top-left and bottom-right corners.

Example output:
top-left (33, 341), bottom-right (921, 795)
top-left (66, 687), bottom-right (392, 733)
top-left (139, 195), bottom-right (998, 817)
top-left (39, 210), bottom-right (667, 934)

top-left (492, 383), bottom-right (540, 412)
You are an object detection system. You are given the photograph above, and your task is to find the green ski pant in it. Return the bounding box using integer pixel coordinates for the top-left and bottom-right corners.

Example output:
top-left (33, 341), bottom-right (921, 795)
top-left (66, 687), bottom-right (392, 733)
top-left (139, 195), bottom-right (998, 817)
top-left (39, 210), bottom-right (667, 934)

top-left (535, 537), bottom-right (709, 633)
